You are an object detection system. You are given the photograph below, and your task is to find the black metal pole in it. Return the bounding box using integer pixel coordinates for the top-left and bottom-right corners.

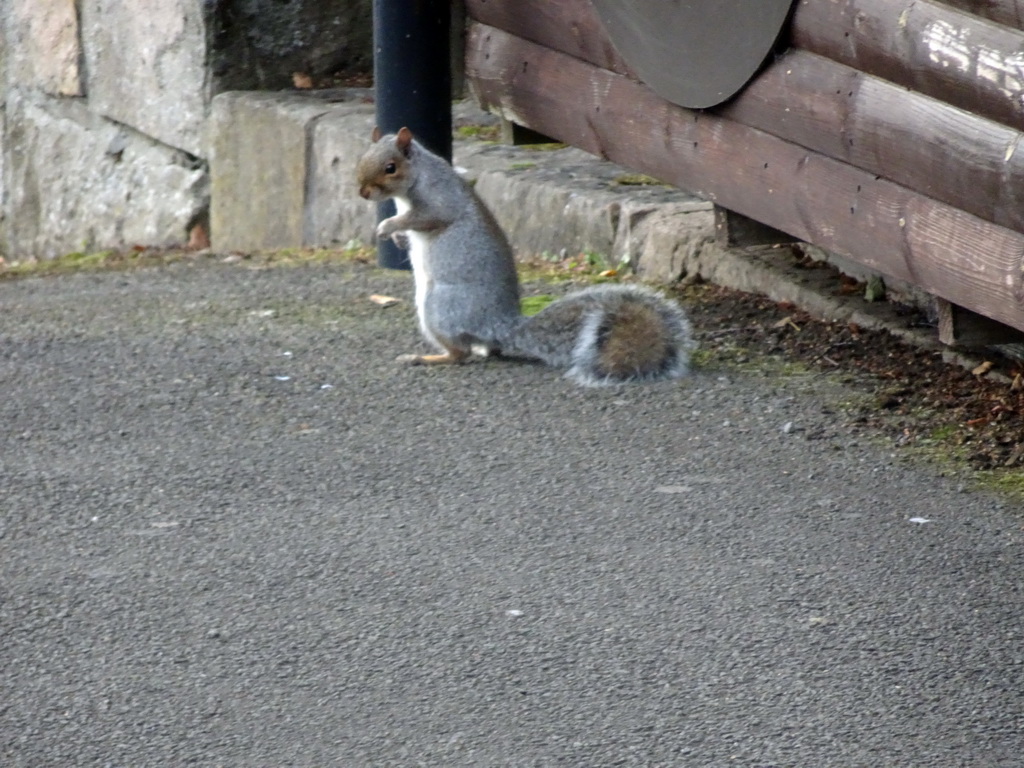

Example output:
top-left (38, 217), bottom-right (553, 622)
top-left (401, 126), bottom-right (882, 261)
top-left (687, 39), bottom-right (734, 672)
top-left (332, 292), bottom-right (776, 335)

top-left (373, 0), bottom-right (452, 269)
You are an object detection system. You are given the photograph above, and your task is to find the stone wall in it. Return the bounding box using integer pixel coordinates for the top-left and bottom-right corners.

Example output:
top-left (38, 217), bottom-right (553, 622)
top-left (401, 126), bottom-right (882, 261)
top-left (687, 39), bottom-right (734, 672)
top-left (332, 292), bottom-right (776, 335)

top-left (0, 0), bottom-right (372, 260)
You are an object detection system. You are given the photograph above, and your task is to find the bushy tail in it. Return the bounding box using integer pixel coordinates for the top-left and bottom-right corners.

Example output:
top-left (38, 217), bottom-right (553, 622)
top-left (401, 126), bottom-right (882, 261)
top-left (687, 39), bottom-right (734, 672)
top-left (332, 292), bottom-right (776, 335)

top-left (505, 284), bottom-right (695, 386)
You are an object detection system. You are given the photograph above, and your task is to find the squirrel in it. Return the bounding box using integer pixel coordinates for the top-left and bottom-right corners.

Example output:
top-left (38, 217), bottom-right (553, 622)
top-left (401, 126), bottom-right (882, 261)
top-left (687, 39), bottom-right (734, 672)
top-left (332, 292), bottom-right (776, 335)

top-left (356, 126), bottom-right (695, 386)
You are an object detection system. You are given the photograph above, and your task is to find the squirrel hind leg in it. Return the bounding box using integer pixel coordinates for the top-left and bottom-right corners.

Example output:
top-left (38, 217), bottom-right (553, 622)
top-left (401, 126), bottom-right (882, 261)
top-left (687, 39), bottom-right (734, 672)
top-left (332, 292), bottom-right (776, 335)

top-left (397, 330), bottom-right (479, 365)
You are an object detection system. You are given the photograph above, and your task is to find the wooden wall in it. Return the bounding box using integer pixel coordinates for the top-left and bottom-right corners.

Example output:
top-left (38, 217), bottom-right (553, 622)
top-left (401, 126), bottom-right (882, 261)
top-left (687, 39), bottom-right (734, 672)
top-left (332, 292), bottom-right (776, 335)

top-left (463, 0), bottom-right (1024, 335)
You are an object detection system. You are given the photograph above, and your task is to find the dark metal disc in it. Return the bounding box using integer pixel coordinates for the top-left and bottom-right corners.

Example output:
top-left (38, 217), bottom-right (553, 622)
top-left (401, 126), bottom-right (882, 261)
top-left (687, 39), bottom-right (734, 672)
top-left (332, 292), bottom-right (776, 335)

top-left (589, 0), bottom-right (796, 108)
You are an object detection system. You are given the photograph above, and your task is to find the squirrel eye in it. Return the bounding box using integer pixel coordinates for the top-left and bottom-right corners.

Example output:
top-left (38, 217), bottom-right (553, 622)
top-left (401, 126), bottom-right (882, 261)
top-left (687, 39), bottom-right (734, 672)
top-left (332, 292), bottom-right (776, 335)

top-left (384, 162), bottom-right (397, 174)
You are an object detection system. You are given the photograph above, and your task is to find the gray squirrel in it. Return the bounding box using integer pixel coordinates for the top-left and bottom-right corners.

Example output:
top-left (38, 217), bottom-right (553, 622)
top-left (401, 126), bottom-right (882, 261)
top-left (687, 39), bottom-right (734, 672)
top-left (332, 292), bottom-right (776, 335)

top-left (356, 126), bottom-right (695, 386)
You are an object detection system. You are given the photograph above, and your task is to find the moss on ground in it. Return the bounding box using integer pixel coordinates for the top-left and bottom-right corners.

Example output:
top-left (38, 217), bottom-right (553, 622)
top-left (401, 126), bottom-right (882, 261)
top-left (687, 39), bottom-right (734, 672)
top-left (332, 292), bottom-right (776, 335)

top-left (0, 243), bottom-right (377, 282)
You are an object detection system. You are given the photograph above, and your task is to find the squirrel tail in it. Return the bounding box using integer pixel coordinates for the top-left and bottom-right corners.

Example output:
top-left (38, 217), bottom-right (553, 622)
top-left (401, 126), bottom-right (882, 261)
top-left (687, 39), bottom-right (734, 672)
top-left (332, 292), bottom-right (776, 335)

top-left (506, 284), bottom-right (695, 386)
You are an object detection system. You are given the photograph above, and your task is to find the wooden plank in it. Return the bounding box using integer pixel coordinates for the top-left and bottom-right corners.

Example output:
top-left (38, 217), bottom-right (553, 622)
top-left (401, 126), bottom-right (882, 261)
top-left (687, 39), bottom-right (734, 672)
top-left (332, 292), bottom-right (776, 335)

top-left (499, 119), bottom-right (556, 145)
top-left (464, 0), bottom-right (633, 75)
top-left (466, 23), bottom-right (1024, 332)
top-left (937, 1), bottom-right (1024, 32)
top-left (936, 297), bottom-right (1024, 346)
top-left (717, 48), bottom-right (1024, 234)
top-left (714, 206), bottom-right (798, 248)
top-left (791, 0), bottom-right (1024, 131)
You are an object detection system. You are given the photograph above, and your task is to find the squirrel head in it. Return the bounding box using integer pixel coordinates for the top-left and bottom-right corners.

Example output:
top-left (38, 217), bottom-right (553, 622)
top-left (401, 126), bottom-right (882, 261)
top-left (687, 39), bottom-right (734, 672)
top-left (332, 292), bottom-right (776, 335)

top-left (356, 126), bottom-right (415, 201)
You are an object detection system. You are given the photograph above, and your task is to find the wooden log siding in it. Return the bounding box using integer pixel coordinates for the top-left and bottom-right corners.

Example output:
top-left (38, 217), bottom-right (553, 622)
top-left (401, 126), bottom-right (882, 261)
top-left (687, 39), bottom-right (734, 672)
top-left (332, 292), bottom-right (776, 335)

top-left (941, 1), bottom-right (1024, 32)
top-left (466, 23), bottom-right (1024, 331)
top-left (471, 0), bottom-right (1024, 133)
top-left (718, 49), bottom-right (1024, 233)
top-left (468, 0), bottom-right (1024, 235)
top-left (463, 0), bottom-right (635, 76)
top-left (791, 0), bottom-right (1024, 132)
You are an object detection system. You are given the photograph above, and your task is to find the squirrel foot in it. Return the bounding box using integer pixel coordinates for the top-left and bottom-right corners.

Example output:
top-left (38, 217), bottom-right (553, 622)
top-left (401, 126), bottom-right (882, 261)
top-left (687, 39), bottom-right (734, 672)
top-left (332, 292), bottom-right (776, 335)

top-left (397, 351), bottom-right (469, 366)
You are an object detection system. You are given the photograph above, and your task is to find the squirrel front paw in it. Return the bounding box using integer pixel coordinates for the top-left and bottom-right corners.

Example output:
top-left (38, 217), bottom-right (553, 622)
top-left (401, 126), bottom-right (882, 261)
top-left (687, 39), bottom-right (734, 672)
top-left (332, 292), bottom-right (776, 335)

top-left (376, 217), bottom-right (404, 241)
top-left (376, 219), bottom-right (409, 249)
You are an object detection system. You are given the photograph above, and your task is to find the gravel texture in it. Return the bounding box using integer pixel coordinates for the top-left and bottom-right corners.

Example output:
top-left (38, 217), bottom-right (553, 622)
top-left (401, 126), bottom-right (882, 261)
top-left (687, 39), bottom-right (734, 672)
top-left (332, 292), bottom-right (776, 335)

top-left (2, 260), bottom-right (1023, 767)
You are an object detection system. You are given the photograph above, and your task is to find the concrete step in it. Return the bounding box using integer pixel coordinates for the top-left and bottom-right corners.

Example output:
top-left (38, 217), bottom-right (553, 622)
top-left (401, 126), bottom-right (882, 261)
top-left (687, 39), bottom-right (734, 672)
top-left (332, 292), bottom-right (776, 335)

top-left (209, 89), bottom-right (713, 283)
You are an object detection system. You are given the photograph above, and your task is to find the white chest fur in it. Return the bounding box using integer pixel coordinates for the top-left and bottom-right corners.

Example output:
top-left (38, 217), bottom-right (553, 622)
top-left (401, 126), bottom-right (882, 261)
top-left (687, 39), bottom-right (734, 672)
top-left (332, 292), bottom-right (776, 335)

top-left (393, 198), bottom-right (436, 346)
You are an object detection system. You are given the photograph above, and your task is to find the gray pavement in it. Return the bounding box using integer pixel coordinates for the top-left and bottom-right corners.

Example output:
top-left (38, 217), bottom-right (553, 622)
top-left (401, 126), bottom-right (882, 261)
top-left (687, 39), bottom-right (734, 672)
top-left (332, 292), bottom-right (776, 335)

top-left (2, 259), bottom-right (1023, 767)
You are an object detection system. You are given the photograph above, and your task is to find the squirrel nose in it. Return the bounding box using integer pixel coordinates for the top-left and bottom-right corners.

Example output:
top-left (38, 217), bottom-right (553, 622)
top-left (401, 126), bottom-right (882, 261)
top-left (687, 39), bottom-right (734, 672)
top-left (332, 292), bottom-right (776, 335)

top-left (359, 186), bottom-right (371, 200)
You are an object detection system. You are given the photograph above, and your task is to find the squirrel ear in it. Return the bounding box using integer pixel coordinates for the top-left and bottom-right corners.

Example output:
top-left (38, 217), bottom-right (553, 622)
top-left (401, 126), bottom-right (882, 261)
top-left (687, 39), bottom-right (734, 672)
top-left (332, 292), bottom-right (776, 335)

top-left (371, 126), bottom-right (382, 143)
top-left (396, 127), bottom-right (414, 154)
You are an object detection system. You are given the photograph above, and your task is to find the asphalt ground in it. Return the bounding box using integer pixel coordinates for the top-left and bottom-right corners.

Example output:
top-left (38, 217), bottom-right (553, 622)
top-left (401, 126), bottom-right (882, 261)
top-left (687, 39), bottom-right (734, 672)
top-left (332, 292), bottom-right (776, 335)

top-left (2, 259), bottom-right (1023, 767)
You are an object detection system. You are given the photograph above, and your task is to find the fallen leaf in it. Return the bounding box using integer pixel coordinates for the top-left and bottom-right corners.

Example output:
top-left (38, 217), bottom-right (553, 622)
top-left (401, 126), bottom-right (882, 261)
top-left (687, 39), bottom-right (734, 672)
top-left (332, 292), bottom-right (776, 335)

top-left (773, 316), bottom-right (801, 332)
top-left (838, 274), bottom-right (864, 295)
top-left (1011, 373), bottom-right (1023, 392)
top-left (864, 275), bottom-right (886, 302)
top-left (1004, 445), bottom-right (1024, 467)
top-left (369, 294), bottom-right (401, 307)
top-left (292, 72), bottom-right (314, 89)
top-left (598, 269), bottom-right (618, 277)
top-left (188, 223), bottom-right (210, 250)
top-left (972, 361), bottom-right (994, 376)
